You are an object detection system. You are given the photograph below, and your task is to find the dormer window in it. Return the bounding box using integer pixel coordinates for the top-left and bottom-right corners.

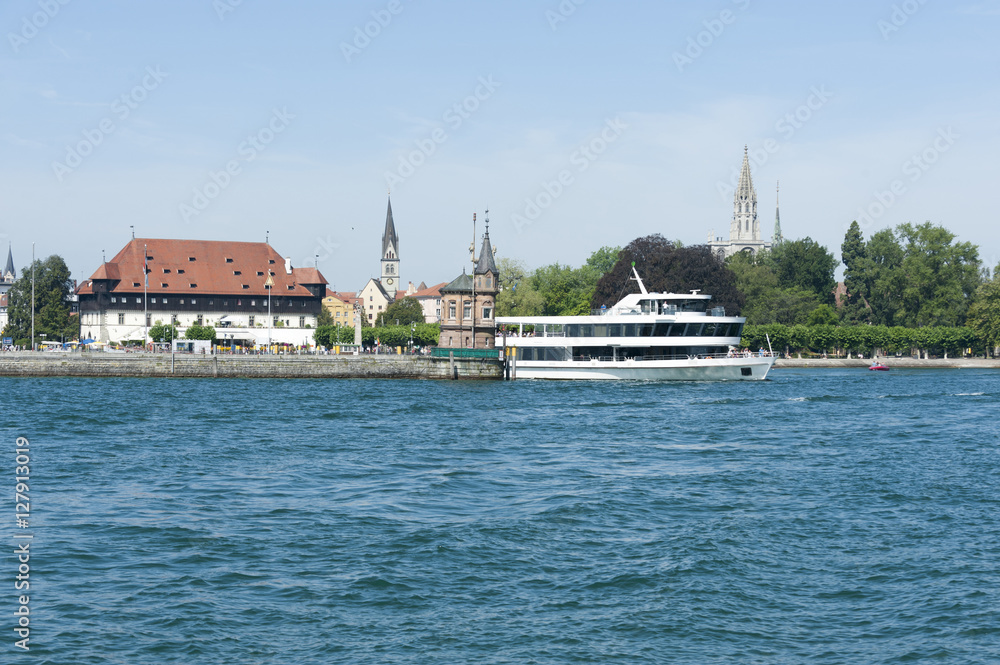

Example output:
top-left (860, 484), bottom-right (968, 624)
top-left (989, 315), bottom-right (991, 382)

top-left (287, 285), bottom-right (295, 291)
top-left (257, 271), bottom-right (264, 276)
top-left (242, 285), bottom-right (250, 289)
top-left (177, 269), bottom-right (185, 275)
top-left (268, 259), bottom-right (275, 264)
top-left (225, 258), bottom-right (234, 263)
top-left (132, 282), bottom-right (140, 287)
top-left (162, 268), bottom-right (171, 274)
top-left (188, 257), bottom-right (196, 262)
top-left (190, 283), bottom-right (197, 288)
top-left (233, 270), bottom-right (242, 276)
top-left (161, 283), bottom-right (168, 288)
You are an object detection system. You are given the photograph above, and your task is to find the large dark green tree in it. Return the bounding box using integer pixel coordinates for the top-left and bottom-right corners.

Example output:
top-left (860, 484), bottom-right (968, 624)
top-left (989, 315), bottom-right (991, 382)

top-left (865, 228), bottom-right (906, 326)
top-left (840, 221), bottom-right (870, 323)
top-left (375, 296), bottom-right (425, 326)
top-left (726, 251), bottom-right (820, 325)
top-left (896, 222), bottom-right (981, 327)
top-left (2, 255), bottom-right (77, 347)
top-left (591, 235), bottom-right (743, 314)
top-left (769, 237), bottom-right (839, 305)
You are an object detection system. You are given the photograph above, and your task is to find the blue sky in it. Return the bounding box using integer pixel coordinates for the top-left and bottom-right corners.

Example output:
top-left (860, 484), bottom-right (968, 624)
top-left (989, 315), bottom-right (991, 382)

top-left (2, 0), bottom-right (998, 290)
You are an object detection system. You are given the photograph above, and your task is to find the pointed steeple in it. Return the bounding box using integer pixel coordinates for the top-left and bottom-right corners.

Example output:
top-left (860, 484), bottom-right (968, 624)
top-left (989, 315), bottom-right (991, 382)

top-left (475, 214), bottom-right (497, 275)
top-left (382, 196), bottom-right (398, 259)
top-left (773, 181), bottom-right (784, 246)
top-left (3, 243), bottom-right (14, 282)
top-left (731, 145), bottom-right (758, 242)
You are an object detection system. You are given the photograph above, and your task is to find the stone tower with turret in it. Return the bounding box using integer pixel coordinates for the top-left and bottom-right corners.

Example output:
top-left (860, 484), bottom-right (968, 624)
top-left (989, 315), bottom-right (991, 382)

top-left (707, 147), bottom-right (773, 259)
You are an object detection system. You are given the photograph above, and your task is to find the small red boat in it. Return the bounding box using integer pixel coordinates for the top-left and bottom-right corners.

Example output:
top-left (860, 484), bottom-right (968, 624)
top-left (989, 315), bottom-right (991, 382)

top-left (868, 363), bottom-right (890, 371)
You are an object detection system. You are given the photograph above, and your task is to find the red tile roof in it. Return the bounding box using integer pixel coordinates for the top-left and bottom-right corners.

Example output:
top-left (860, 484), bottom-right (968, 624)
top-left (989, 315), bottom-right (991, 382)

top-left (77, 238), bottom-right (327, 297)
top-left (407, 282), bottom-right (446, 299)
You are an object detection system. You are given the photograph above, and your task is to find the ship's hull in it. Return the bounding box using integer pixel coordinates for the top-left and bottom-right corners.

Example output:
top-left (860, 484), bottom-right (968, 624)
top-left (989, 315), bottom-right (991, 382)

top-left (510, 355), bottom-right (776, 380)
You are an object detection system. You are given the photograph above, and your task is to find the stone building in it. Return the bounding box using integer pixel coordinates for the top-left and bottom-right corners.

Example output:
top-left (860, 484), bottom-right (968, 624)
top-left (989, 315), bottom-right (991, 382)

top-left (708, 147), bottom-right (776, 259)
top-left (439, 224), bottom-right (498, 349)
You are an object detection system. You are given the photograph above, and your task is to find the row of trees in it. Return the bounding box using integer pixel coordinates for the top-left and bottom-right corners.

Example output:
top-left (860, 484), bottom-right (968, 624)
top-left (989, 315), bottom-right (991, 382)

top-left (314, 323), bottom-right (441, 348)
top-left (496, 247), bottom-right (621, 317)
top-left (741, 323), bottom-right (980, 357)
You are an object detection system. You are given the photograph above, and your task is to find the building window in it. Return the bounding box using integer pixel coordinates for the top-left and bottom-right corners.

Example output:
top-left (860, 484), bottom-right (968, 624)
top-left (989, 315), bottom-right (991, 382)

top-left (486, 275), bottom-right (492, 288)
top-left (161, 283), bottom-right (168, 288)
top-left (118, 313), bottom-right (125, 324)
top-left (191, 300), bottom-right (196, 305)
top-left (190, 283), bottom-right (198, 288)
top-left (163, 268), bottom-right (171, 274)
top-left (436, 308), bottom-right (441, 317)
top-left (449, 304), bottom-right (456, 319)
top-left (151, 298), bottom-right (156, 304)
top-left (136, 297), bottom-right (141, 304)
top-left (171, 315), bottom-right (178, 325)
top-left (299, 316), bottom-right (305, 328)
top-left (179, 299), bottom-right (184, 305)
top-left (163, 298), bottom-right (168, 304)
top-left (483, 307), bottom-right (493, 319)
top-left (463, 304), bottom-right (471, 320)
top-left (111, 297), bottom-right (116, 303)
top-left (226, 258), bottom-right (233, 263)
top-left (177, 269), bottom-right (185, 275)
top-left (196, 315), bottom-right (203, 325)
top-left (189, 257), bottom-right (196, 262)
top-left (249, 315), bottom-right (255, 327)
top-left (146, 314), bottom-right (151, 326)
top-left (274, 316), bottom-right (279, 326)
top-left (234, 270), bottom-right (242, 276)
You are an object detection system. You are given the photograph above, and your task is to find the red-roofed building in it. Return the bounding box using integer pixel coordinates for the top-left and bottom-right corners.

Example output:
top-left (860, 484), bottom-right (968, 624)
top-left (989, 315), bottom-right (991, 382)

top-left (404, 281), bottom-right (447, 323)
top-left (322, 289), bottom-right (361, 326)
top-left (78, 238), bottom-right (328, 345)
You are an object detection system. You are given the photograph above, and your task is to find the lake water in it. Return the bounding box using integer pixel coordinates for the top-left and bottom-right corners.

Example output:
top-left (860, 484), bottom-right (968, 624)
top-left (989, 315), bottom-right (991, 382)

top-left (4, 368), bottom-right (999, 664)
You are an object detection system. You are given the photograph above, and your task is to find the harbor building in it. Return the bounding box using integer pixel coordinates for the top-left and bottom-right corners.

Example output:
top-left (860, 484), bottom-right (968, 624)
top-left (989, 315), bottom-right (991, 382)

top-left (77, 238), bottom-right (328, 347)
top-left (439, 221), bottom-right (498, 349)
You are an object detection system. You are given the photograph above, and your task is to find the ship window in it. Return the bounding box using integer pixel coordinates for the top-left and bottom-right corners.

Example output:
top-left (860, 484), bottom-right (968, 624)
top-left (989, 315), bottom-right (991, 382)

top-left (607, 324), bottom-right (622, 337)
top-left (639, 323), bottom-right (654, 336)
top-left (623, 324), bottom-right (636, 337)
top-left (594, 324), bottom-right (607, 337)
top-left (669, 324), bottom-right (686, 337)
top-left (654, 323), bottom-right (670, 336)
top-left (703, 323), bottom-right (718, 336)
top-left (741, 367), bottom-right (752, 376)
top-left (685, 324), bottom-right (704, 337)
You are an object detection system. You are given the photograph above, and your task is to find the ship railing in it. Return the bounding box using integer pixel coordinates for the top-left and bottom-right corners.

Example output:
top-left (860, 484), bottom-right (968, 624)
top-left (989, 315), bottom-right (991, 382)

top-left (568, 351), bottom-right (778, 362)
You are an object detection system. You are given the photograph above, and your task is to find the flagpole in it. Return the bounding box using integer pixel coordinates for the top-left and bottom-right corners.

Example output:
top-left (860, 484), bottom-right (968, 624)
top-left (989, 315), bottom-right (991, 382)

top-left (144, 243), bottom-right (148, 350)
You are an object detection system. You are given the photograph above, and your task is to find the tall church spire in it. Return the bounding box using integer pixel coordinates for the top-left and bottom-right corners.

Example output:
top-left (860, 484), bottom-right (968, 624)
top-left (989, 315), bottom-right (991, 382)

top-left (773, 181), bottom-right (783, 246)
top-left (380, 196), bottom-right (400, 300)
top-left (3, 243), bottom-right (15, 282)
top-left (475, 212), bottom-right (497, 275)
top-left (731, 145), bottom-right (758, 242)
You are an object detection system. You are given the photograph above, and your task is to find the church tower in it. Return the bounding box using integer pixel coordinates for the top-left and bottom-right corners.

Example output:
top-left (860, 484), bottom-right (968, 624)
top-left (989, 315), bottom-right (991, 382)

top-left (731, 145), bottom-right (759, 243)
top-left (707, 147), bottom-right (772, 259)
top-left (773, 181), bottom-right (784, 246)
top-left (380, 196), bottom-right (400, 300)
top-left (2, 244), bottom-right (15, 284)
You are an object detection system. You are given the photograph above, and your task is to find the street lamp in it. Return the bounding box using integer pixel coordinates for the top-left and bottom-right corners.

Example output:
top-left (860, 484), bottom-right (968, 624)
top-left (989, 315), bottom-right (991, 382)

top-left (410, 323), bottom-right (415, 353)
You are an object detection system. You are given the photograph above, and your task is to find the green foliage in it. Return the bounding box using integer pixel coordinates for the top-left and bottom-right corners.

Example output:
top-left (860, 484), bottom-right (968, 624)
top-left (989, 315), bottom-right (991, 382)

top-left (148, 321), bottom-right (179, 343)
top-left (592, 235), bottom-right (742, 314)
top-left (314, 324), bottom-right (359, 347)
top-left (840, 221), bottom-right (870, 323)
top-left (967, 269), bottom-right (1000, 354)
top-left (769, 237), bottom-right (839, 305)
top-left (807, 304), bottom-right (839, 326)
top-left (741, 323), bottom-right (981, 357)
top-left (316, 306), bottom-right (335, 327)
top-left (375, 296), bottom-right (425, 326)
top-left (495, 257), bottom-right (544, 317)
top-left (896, 222), bottom-right (981, 327)
top-left (184, 324), bottom-right (217, 342)
top-left (726, 252), bottom-right (819, 324)
top-left (362, 323), bottom-right (440, 348)
top-left (2, 254), bottom-right (77, 345)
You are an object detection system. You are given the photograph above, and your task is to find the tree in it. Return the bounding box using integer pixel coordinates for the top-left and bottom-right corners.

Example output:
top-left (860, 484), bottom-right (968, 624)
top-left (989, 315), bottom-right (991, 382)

top-left (2, 255), bottom-right (77, 347)
top-left (726, 252), bottom-right (820, 325)
top-left (495, 257), bottom-right (544, 317)
top-left (769, 237), bottom-right (839, 304)
top-left (185, 324), bottom-right (217, 342)
top-left (317, 306), bottom-right (334, 327)
top-left (148, 321), bottom-right (179, 343)
top-left (807, 304), bottom-right (839, 326)
top-left (896, 222), bottom-right (981, 327)
top-left (865, 229), bottom-right (906, 326)
top-left (532, 263), bottom-right (592, 315)
top-left (967, 265), bottom-right (1000, 356)
top-left (840, 221), bottom-right (870, 323)
top-left (375, 296), bottom-right (425, 326)
top-left (592, 235), bottom-right (743, 314)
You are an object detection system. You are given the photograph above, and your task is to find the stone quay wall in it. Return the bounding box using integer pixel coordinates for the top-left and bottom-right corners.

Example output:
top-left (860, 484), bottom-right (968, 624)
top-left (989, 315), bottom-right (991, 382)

top-left (0, 352), bottom-right (504, 380)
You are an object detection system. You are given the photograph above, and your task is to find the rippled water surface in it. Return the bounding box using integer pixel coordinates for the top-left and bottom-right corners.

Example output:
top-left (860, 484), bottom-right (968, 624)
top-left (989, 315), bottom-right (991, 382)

top-left (5, 368), bottom-right (1000, 664)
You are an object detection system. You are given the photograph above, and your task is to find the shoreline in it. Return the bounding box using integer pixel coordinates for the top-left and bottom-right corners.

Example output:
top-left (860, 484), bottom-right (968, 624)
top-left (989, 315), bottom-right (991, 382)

top-left (773, 357), bottom-right (1000, 369)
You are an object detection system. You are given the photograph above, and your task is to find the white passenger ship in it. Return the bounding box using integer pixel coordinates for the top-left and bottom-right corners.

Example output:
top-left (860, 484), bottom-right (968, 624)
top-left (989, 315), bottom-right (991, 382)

top-left (495, 268), bottom-right (776, 380)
